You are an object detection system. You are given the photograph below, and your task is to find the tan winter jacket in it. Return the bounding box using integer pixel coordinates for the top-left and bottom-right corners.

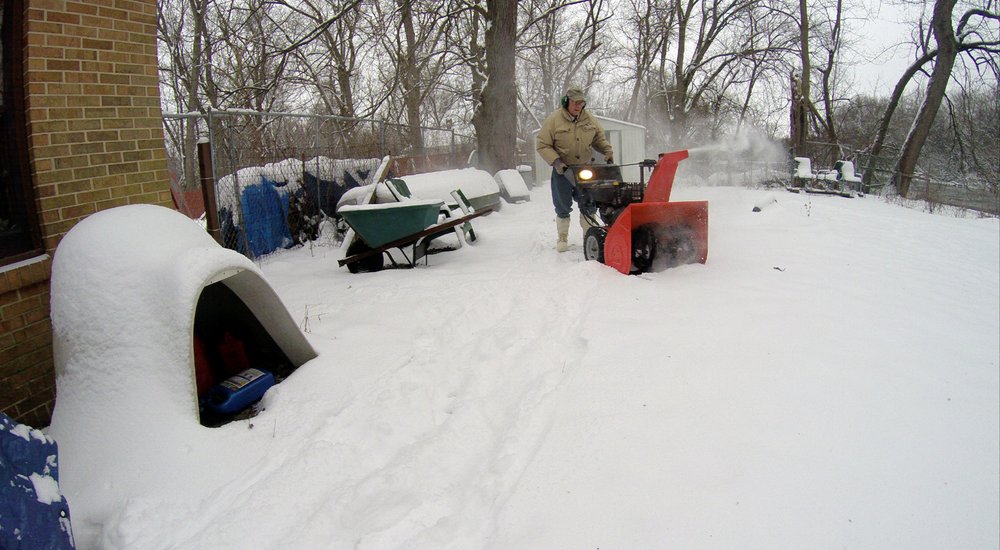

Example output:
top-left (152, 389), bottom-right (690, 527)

top-left (536, 108), bottom-right (613, 168)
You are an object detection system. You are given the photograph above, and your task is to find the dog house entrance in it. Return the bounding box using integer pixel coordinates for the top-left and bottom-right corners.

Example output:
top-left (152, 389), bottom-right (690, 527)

top-left (194, 280), bottom-right (297, 427)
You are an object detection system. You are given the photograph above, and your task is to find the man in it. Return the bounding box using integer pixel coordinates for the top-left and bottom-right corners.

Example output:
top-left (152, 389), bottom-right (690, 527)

top-left (536, 86), bottom-right (614, 252)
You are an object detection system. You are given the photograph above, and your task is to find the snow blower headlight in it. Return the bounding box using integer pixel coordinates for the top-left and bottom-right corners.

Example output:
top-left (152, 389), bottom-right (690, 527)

top-left (577, 168), bottom-right (594, 181)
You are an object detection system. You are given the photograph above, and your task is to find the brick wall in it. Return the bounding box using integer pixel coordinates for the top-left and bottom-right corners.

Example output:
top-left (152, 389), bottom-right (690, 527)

top-left (0, 257), bottom-right (53, 428)
top-left (0, 0), bottom-right (171, 427)
top-left (24, 0), bottom-right (173, 250)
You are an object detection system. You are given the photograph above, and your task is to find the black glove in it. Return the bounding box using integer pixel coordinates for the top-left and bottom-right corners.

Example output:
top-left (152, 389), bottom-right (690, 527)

top-left (553, 159), bottom-right (567, 174)
top-left (606, 156), bottom-right (614, 165)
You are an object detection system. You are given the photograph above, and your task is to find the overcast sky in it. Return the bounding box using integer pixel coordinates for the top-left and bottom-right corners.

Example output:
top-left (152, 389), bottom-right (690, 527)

top-left (852, 0), bottom-right (925, 92)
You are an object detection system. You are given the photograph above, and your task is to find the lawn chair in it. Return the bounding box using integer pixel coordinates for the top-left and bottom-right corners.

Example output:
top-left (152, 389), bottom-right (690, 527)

top-left (789, 157), bottom-right (852, 197)
top-left (789, 157), bottom-right (815, 190)
top-left (386, 178), bottom-right (479, 245)
top-left (449, 188), bottom-right (478, 243)
top-left (834, 160), bottom-right (863, 196)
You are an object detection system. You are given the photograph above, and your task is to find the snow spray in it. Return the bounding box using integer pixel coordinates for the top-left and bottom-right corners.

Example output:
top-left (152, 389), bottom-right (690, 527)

top-left (679, 128), bottom-right (788, 187)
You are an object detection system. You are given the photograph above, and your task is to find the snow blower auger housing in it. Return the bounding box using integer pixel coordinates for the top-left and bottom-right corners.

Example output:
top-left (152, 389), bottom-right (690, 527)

top-left (574, 150), bottom-right (708, 274)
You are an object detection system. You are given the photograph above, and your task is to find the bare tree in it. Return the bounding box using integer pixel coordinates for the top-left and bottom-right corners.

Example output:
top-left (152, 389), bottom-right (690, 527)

top-left (516, 0), bottom-right (609, 115)
top-left (212, 1), bottom-right (293, 111)
top-left (894, 0), bottom-right (960, 195)
top-left (157, 0), bottom-right (214, 189)
top-left (649, 0), bottom-right (793, 146)
top-left (861, 0), bottom-right (999, 191)
top-left (374, 0), bottom-right (459, 152)
top-left (613, 0), bottom-right (674, 121)
top-left (791, 0), bottom-right (812, 154)
top-left (812, 0), bottom-right (845, 147)
top-left (279, 0), bottom-right (369, 119)
top-left (730, 0), bottom-right (796, 129)
top-left (399, 0), bottom-right (425, 150)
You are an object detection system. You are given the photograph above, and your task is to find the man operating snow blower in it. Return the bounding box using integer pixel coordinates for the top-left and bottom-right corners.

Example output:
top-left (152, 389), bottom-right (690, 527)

top-left (536, 85), bottom-right (615, 252)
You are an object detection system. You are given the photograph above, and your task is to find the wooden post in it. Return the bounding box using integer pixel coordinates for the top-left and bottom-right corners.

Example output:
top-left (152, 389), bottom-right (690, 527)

top-left (198, 140), bottom-right (222, 245)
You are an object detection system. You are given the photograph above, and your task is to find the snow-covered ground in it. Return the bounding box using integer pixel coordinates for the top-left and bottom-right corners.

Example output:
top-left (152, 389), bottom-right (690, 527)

top-left (53, 175), bottom-right (999, 549)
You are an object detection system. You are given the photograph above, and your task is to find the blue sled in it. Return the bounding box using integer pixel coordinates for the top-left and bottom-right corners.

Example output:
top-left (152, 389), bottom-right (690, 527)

top-left (204, 368), bottom-right (276, 416)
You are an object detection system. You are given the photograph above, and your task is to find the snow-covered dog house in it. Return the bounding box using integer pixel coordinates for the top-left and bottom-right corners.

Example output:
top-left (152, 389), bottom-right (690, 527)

top-left (532, 115), bottom-right (646, 186)
top-left (47, 204), bottom-right (317, 432)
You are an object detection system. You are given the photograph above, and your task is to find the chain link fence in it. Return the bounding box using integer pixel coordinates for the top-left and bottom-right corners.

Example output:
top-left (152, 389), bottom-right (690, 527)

top-left (163, 110), bottom-right (476, 260)
top-left (851, 151), bottom-right (998, 214)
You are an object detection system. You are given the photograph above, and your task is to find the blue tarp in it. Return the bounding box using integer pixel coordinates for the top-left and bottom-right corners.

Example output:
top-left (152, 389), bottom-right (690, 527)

top-left (217, 159), bottom-right (379, 258)
top-left (0, 412), bottom-right (75, 549)
top-left (239, 181), bottom-right (292, 258)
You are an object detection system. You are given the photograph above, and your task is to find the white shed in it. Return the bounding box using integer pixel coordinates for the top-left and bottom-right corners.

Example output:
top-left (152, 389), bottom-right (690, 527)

top-left (532, 115), bottom-right (647, 186)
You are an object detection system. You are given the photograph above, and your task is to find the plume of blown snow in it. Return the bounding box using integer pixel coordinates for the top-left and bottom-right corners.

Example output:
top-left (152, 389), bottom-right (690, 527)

top-left (678, 127), bottom-right (790, 188)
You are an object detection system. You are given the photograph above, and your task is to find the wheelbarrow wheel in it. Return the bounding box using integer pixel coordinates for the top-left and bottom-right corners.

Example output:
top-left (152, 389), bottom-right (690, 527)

top-left (631, 225), bottom-right (656, 273)
top-left (345, 240), bottom-right (384, 273)
top-left (583, 227), bottom-right (606, 263)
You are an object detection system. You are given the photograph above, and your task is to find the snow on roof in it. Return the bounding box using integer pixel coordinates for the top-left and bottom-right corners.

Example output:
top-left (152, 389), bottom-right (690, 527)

top-left (593, 114), bottom-right (646, 130)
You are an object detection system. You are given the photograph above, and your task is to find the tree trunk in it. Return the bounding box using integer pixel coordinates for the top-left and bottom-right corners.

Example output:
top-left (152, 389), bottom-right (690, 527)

top-left (861, 50), bottom-right (936, 188)
top-left (818, 0), bottom-right (843, 146)
top-left (895, 0), bottom-right (959, 197)
top-left (184, 0), bottom-right (207, 190)
top-left (790, 72), bottom-right (808, 157)
top-left (472, 0), bottom-right (517, 174)
top-left (399, 0), bottom-right (424, 151)
top-left (794, 0), bottom-right (810, 156)
top-left (669, 0), bottom-right (690, 144)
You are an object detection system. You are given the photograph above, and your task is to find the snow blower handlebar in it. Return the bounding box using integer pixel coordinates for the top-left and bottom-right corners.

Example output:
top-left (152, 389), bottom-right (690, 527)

top-left (566, 154), bottom-right (683, 189)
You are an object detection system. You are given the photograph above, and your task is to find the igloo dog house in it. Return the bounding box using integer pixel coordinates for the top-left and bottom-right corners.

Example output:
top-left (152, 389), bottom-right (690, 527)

top-left (47, 204), bottom-right (317, 432)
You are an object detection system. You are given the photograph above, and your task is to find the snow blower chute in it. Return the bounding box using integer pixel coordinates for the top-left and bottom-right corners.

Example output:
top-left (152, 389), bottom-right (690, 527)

top-left (574, 150), bottom-right (708, 274)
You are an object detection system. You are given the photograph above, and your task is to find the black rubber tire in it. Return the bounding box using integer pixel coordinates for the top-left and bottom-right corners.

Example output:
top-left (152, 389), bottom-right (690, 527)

top-left (345, 240), bottom-right (384, 273)
top-left (631, 226), bottom-right (656, 273)
top-left (583, 227), bottom-right (606, 263)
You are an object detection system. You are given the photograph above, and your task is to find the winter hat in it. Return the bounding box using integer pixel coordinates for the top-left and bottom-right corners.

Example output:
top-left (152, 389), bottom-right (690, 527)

top-left (564, 86), bottom-right (586, 102)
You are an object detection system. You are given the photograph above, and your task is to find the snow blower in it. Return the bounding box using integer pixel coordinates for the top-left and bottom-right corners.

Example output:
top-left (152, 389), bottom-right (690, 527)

top-left (573, 150), bottom-right (708, 274)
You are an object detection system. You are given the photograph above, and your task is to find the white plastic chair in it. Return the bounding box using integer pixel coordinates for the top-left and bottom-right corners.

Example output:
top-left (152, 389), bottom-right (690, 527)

top-left (835, 160), bottom-right (862, 183)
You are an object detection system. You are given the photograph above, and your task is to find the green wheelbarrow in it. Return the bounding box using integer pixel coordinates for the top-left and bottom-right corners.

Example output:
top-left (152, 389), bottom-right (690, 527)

top-left (337, 199), bottom-right (492, 273)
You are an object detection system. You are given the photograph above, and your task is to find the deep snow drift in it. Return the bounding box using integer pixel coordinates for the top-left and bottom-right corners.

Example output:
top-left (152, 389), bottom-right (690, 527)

top-left (49, 175), bottom-right (999, 549)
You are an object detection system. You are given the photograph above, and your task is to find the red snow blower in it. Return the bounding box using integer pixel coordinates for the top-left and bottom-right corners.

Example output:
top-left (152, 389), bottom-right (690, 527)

top-left (574, 150), bottom-right (708, 274)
